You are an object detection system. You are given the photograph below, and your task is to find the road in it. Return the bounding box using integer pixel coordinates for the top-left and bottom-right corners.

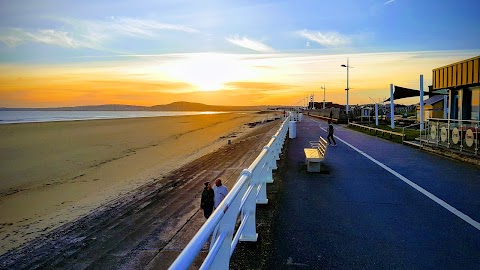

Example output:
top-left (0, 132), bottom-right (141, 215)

top-left (269, 116), bottom-right (480, 269)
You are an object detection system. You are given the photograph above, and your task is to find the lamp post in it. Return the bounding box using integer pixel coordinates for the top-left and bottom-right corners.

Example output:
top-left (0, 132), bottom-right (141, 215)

top-left (341, 58), bottom-right (351, 117)
top-left (321, 84), bottom-right (326, 109)
top-left (311, 93), bottom-right (315, 109)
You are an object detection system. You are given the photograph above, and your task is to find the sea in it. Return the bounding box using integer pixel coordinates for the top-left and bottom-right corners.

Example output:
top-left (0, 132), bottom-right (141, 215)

top-left (0, 111), bottom-right (227, 124)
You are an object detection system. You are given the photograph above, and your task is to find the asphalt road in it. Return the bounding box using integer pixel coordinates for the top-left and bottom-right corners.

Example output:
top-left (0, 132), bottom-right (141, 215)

top-left (269, 116), bottom-right (480, 269)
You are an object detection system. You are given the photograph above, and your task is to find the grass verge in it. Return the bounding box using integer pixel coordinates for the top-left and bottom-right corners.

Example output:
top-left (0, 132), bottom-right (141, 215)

top-left (348, 123), bottom-right (420, 143)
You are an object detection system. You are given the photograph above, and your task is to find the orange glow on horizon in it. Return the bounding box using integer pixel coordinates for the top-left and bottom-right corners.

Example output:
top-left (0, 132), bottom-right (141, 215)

top-left (0, 51), bottom-right (477, 108)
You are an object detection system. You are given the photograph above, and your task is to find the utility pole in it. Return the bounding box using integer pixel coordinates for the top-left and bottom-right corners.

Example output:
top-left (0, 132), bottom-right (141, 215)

top-left (321, 84), bottom-right (326, 109)
top-left (312, 92), bottom-right (315, 109)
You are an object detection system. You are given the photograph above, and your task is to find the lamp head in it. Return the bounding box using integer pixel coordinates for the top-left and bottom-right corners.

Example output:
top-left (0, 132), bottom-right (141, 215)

top-left (341, 64), bottom-right (347, 67)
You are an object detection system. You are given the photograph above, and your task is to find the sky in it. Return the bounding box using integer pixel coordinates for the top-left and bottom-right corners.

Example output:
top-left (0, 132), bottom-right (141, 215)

top-left (0, 0), bottom-right (479, 107)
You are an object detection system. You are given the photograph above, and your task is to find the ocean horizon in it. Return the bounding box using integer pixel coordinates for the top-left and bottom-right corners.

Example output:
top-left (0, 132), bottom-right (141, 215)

top-left (0, 110), bottom-right (228, 124)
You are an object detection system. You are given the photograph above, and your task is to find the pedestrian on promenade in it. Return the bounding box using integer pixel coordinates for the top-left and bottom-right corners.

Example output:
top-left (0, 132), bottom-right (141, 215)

top-left (200, 182), bottom-right (214, 219)
top-left (327, 120), bottom-right (337, 146)
top-left (213, 179), bottom-right (228, 209)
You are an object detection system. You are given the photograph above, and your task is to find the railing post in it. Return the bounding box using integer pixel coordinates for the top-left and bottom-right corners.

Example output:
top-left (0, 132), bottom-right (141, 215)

top-left (264, 146), bottom-right (274, 184)
top-left (207, 173), bottom-right (250, 268)
top-left (476, 123), bottom-right (478, 156)
top-left (239, 169), bottom-right (257, 242)
top-left (256, 152), bottom-right (269, 204)
top-left (205, 228), bottom-right (230, 270)
top-left (460, 121), bottom-right (464, 151)
top-left (272, 135), bottom-right (280, 165)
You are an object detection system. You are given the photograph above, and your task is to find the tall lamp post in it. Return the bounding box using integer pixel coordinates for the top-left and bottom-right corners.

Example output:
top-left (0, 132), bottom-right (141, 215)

top-left (311, 93), bottom-right (315, 109)
top-left (341, 59), bottom-right (351, 119)
top-left (321, 84), bottom-right (326, 109)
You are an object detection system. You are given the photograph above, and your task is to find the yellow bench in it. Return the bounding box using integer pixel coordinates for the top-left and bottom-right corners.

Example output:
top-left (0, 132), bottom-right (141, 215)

top-left (304, 137), bottom-right (328, 172)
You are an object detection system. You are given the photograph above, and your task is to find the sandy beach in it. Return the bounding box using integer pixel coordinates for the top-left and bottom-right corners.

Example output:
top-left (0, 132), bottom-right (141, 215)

top-left (0, 111), bottom-right (277, 255)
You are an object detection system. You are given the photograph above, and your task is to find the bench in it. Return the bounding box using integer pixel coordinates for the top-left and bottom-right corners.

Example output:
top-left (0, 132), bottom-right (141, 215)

top-left (303, 137), bottom-right (328, 172)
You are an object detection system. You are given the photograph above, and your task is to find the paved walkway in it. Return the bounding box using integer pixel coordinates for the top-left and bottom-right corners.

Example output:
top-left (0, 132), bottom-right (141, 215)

top-left (269, 116), bottom-right (480, 269)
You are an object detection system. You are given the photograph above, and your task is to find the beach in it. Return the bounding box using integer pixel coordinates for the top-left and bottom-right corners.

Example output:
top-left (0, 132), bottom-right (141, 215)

top-left (0, 111), bottom-right (277, 255)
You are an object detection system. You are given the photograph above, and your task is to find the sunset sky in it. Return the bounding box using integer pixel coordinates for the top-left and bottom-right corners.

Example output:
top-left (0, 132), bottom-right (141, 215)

top-left (0, 0), bottom-right (479, 107)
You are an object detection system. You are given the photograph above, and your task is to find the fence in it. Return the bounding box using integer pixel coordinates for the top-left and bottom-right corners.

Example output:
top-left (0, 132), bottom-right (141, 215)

top-left (348, 122), bottom-right (406, 142)
top-left (421, 118), bottom-right (479, 156)
top-left (168, 114), bottom-right (291, 270)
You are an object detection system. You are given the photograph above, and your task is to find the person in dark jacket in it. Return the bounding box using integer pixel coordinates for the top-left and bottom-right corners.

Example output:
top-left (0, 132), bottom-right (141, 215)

top-left (200, 182), bottom-right (215, 219)
top-left (327, 120), bottom-right (337, 146)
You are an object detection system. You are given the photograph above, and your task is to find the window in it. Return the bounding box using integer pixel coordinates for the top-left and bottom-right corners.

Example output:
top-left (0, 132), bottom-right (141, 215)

top-left (471, 87), bottom-right (480, 121)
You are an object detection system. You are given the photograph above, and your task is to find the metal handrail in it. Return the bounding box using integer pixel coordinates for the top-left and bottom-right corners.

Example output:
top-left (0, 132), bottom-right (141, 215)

top-left (168, 114), bottom-right (290, 270)
top-left (402, 122), bottom-right (421, 130)
top-left (420, 118), bottom-right (479, 155)
top-left (348, 122), bottom-right (406, 142)
top-left (428, 118), bottom-right (480, 125)
top-left (402, 123), bottom-right (422, 144)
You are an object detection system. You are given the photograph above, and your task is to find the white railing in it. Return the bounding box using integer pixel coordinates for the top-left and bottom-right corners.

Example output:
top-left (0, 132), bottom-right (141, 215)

top-left (421, 118), bottom-right (479, 155)
top-left (168, 114), bottom-right (290, 270)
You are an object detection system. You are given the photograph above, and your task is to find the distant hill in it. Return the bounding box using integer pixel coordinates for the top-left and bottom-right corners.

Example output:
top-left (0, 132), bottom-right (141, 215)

top-left (0, 104), bottom-right (146, 111)
top-left (148, 101), bottom-right (266, 111)
top-left (0, 102), bottom-right (269, 112)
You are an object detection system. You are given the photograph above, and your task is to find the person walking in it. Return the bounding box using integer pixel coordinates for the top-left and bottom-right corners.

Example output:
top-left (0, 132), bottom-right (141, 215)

top-left (213, 179), bottom-right (228, 209)
top-left (200, 182), bottom-right (214, 219)
top-left (327, 120), bottom-right (337, 146)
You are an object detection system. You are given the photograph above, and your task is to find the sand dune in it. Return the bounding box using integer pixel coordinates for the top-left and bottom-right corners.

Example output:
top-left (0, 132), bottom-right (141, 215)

top-left (0, 111), bottom-right (277, 254)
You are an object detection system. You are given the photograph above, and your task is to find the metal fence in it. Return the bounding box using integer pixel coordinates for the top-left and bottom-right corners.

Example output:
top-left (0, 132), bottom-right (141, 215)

top-left (168, 114), bottom-right (290, 270)
top-left (421, 118), bottom-right (479, 156)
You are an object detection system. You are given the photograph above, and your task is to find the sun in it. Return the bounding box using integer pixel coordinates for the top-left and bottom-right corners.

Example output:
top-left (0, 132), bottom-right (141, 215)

top-left (183, 60), bottom-right (228, 91)
top-left (168, 53), bottom-right (253, 91)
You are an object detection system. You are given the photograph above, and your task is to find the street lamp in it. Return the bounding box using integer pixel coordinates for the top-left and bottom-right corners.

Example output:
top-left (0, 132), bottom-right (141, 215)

top-left (341, 58), bottom-right (351, 115)
top-left (311, 93), bottom-right (315, 109)
top-left (321, 84), bottom-right (326, 109)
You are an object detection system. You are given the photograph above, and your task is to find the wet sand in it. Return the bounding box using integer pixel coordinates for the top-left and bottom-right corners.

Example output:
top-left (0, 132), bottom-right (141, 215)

top-left (0, 112), bottom-right (276, 254)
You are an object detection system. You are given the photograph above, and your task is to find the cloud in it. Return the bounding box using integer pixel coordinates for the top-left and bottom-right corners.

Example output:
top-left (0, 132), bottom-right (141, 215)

top-left (225, 36), bottom-right (274, 52)
top-left (0, 27), bottom-right (100, 49)
top-left (82, 17), bottom-right (197, 38)
top-left (0, 17), bottom-right (197, 50)
top-left (297, 30), bottom-right (351, 47)
top-left (226, 81), bottom-right (292, 92)
top-left (384, 0), bottom-right (395, 4)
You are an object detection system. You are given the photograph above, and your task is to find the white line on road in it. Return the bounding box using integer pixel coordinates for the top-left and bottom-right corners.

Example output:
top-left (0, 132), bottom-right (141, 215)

top-left (316, 122), bottom-right (480, 231)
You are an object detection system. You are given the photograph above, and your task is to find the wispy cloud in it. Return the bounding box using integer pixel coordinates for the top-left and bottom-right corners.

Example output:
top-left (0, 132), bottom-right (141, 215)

top-left (0, 27), bottom-right (101, 49)
top-left (297, 30), bottom-right (351, 47)
top-left (384, 0), bottom-right (396, 5)
top-left (0, 17), bottom-right (197, 50)
top-left (226, 36), bottom-right (274, 52)
top-left (79, 17), bottom-right (197, 38)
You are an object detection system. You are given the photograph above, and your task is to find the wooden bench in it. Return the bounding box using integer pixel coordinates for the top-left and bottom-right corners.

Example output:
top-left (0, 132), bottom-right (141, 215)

top-left (303, 137), bottom-right (328, 172)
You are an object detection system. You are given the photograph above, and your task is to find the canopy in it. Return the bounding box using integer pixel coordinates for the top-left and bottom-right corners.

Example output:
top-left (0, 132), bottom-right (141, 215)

top-left (384, 85), bottom-right (441, 102)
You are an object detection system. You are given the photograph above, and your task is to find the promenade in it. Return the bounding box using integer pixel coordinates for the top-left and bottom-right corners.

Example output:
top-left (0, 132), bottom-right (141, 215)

top-left (268, 116), bottom-right (480, 269)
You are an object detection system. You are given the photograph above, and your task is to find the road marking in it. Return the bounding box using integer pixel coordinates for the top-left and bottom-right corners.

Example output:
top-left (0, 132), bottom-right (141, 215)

top-left (316, 122), bottom-right (480, 231)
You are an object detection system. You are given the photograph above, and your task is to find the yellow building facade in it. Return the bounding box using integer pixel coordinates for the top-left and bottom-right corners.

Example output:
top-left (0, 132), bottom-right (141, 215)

top-left (432, 56), bottom-right (480, 120)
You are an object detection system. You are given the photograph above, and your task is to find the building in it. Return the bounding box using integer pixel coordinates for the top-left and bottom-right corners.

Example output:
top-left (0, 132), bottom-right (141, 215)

top-left (416, 95), bottom-right (446, 121)
top-left (422, 55), bottom-right (480, 156)
top-left (432, 55), bottom-right (480, 121)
